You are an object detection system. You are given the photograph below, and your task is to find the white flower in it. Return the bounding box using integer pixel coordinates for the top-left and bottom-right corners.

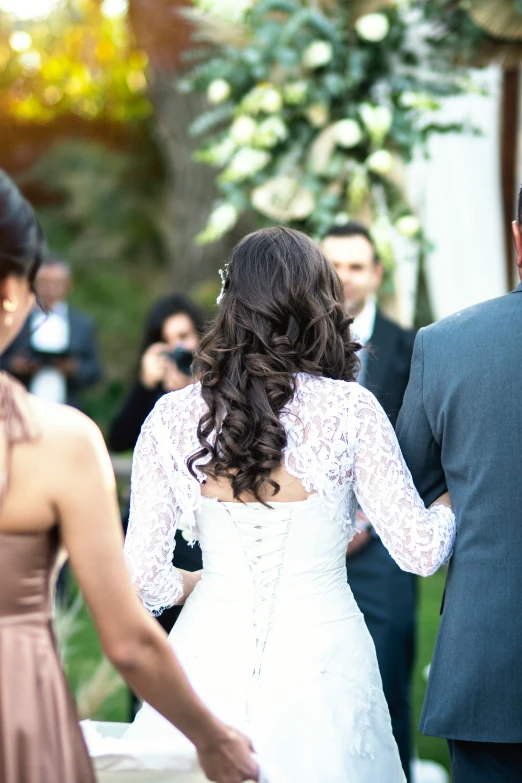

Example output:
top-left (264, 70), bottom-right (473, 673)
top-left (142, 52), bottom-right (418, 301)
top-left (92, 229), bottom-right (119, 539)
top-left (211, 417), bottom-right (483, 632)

top-left (260, 87), bottom-right (283, 113)
top-left (207, 78), bottom-right (231, 105)
top-left (359, 104), bottom-right (392, 144)
top-left (242, 84), bottom-right (283, 115)
top-left (196, 203), bottom-right (239, 245)
top-left (302, 40), bottom-right (333, 69)
top-left (230, 115), bottom-right (257, 145)
top-left (209, 204), bottom-right (238, 230)
top-left (333, 119), bottom-right (363, 148)
top-left (220, 148), bottom-right (271, 182)
top-left (306, 103), bottom-right (329, 128)
top-left (252, 176), bottom-right (315, 221)
top-left (366, 149), bottom-right (393, 175)
top-left (283, 81), bottom-right (308, 105)
top-left (254, 116), bottom-right (288, 148)
top-left (355, 13), bottom-right (390, 43)
top-left (395, 214), bottom-right (421, 237)
top-left (334, 212), bottom-right (350, 225)
top-left (195, 137), bottom-right (235, 167)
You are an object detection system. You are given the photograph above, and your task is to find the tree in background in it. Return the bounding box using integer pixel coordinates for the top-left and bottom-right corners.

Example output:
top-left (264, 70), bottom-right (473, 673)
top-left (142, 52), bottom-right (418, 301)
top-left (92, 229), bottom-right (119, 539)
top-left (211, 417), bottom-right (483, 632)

top-left (128, 0), bottom-right (250, 292)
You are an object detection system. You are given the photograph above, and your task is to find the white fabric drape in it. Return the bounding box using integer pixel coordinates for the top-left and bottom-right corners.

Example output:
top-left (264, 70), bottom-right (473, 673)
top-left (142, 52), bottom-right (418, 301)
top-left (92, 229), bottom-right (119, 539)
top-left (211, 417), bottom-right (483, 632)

top-left (407, 66), bottom-right (508, 321)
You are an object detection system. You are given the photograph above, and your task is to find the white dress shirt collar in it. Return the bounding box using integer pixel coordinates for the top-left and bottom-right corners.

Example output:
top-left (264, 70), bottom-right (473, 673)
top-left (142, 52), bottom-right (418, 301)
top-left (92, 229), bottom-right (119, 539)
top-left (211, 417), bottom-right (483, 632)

top-left (351, 298), bottom-right (377, 346)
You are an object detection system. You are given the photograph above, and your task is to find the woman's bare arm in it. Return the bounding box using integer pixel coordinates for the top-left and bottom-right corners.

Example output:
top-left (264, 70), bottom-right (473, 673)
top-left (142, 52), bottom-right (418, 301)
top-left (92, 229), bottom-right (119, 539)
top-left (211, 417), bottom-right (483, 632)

top-left (50, 407), bottom-right (257, 783)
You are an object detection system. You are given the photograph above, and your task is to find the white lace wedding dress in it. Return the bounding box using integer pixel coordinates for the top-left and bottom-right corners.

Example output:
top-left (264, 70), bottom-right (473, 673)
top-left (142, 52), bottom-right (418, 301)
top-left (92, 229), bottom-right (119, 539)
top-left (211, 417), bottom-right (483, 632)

top-left (105, 374), bottom-right (455, 782)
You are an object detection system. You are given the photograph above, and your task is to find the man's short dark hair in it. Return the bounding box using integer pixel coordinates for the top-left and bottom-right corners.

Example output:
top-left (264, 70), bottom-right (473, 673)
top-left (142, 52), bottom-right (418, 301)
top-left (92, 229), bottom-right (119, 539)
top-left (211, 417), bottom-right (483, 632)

top-left (324, 221), bottom-right (380, 263)
top-left (517, 185), bottom-right (522, 225)
top-left (42, 257), bottom-right (71, 276)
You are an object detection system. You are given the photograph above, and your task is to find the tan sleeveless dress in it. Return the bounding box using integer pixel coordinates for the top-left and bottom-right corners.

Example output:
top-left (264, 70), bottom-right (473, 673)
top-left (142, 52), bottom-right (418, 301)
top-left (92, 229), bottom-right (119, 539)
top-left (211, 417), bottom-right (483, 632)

top-left (0, 373), bottom-right (95, 783)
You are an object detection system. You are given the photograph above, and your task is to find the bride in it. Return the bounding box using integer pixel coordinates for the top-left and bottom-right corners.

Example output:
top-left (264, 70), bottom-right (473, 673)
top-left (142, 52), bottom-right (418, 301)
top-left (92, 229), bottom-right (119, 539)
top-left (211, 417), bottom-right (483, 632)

top-left (122, 226), bottom-right (455, 782)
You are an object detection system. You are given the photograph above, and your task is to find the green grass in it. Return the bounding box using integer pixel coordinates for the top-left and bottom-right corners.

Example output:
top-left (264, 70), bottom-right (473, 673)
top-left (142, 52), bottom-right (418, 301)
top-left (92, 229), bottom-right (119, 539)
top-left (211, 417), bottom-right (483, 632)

top-left (65, 570), bottom-right (449, 770)
top-left (61, 588), bottom-right (130, 723)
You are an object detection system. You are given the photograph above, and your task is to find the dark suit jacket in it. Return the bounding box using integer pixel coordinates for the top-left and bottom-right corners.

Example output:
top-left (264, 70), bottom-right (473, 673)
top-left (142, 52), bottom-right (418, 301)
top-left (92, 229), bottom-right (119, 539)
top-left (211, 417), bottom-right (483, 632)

top-left (109, 380), bottom-right (162, 453)
top-left (396, 283), bottom-right (522, 742)
top-left (364, 310), bottom-right (416, 427)
top-left (1, 307), bottom-right (102, 408)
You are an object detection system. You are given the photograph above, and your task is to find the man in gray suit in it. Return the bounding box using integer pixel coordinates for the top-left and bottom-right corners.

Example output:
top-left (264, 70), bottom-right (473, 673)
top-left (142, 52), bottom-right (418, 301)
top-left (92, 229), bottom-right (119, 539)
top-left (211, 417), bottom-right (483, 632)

top-left (396, 206), bottom-right (522, 781)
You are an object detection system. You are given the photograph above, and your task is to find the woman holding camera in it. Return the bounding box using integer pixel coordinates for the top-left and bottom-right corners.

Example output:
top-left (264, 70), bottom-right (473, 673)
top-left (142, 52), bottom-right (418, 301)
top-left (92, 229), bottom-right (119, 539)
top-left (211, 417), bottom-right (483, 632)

top-left (110, 294), bottom-right (205, 454)
top-left (110, 294), bottom-right (205, 636)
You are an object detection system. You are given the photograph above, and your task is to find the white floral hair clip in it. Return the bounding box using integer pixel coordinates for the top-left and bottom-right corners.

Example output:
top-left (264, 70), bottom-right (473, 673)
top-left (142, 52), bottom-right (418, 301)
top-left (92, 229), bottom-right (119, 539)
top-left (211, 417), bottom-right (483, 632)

top-left (216, 262), bottom-right (230, 305)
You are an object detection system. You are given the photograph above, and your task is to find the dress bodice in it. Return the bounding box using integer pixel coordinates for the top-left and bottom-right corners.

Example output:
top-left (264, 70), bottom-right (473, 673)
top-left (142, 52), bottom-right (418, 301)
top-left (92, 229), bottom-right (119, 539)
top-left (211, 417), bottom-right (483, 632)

top-left (197, 495), bottom-right (351, 604)
top-left (0, 528), bottom-right (62, 623)
top-left (197, 495), bottom-right (355, 679)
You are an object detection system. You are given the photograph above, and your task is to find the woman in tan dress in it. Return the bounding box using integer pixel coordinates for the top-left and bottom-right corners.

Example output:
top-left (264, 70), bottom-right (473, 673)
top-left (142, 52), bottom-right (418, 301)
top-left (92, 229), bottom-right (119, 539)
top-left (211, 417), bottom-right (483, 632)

top-left (0, 171), bottom-right (258, 783)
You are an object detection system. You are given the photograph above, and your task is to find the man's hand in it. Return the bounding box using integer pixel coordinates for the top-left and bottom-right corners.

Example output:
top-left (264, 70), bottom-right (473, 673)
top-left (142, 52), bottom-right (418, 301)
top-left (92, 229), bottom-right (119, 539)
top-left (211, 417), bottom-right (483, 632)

top-left (53, 357), bottom-right (80, 378)
top-left (9, 355), bottom-right (41, 379)
top-left (347, 508), bottom-right (373, 557)
top-left (197, 725), bottom-right (259, 783)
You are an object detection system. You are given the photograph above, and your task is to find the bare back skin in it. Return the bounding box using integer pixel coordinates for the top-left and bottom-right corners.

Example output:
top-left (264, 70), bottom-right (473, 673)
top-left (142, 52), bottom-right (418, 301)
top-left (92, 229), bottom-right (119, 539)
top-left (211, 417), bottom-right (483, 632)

top-left (201, 466), bottom-right (312, 504)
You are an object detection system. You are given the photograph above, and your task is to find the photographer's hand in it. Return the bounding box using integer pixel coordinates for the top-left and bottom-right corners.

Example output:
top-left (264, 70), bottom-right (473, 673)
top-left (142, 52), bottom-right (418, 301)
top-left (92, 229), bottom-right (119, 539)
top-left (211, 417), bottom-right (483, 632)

top-left (140, 343), bottom-right (169, 389)
top-left (53, 357), bottom-right (79, 378)
top-left (163, 360), bottom-right (194, 392)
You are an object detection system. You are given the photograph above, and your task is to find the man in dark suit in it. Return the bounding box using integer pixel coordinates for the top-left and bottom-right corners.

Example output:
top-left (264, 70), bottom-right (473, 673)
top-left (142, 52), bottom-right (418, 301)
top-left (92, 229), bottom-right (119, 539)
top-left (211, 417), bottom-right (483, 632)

top-left (1, 259), bottom-right (102, 409)
top-left (395, 207), bottom-right (522, 781)
top-left (322, 222), bottom-right (416, 781)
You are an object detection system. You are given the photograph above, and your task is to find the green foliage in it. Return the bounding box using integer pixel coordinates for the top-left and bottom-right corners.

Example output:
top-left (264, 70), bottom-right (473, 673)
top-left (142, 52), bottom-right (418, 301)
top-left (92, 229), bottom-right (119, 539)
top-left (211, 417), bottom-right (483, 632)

top-left (26, 138), bottom-right (171, 430)
top-left (181, 0), bottom-right (472, 272)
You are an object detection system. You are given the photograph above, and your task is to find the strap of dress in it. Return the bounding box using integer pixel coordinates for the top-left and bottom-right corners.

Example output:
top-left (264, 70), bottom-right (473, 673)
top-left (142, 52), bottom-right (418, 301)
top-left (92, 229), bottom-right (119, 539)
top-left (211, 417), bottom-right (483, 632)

top-left (0, 371), bottom-right (39, 512)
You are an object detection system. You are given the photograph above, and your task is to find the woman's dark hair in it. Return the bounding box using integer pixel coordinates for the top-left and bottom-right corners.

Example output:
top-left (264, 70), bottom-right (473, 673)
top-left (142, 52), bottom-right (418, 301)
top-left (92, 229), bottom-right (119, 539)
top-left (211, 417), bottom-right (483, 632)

top-left (188, 226), bottom-right (360, 503)
top-left (139, 294), bottom-right (206, 353)
top-left (0, 170), bottom-right (44, 288)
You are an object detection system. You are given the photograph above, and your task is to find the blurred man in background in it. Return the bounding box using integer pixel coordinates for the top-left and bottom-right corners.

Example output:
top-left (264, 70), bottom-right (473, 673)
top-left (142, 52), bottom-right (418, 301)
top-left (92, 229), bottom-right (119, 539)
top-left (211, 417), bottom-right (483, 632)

top-left (1, 258), bottom-right (102, 409)
top-left (322, 222), bottom-right (416, 781)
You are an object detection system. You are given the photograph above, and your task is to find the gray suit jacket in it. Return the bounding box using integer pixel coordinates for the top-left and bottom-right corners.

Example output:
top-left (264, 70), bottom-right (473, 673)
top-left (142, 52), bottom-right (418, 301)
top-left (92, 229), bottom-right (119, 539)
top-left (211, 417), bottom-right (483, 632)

top-left (396, 282), bottom-right (522, 742)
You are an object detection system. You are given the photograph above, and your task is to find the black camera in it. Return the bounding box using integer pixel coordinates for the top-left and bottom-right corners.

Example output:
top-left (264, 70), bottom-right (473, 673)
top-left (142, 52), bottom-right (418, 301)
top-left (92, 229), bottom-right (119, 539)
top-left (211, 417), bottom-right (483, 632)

top-left (162, 346), bottom-right (195, 377)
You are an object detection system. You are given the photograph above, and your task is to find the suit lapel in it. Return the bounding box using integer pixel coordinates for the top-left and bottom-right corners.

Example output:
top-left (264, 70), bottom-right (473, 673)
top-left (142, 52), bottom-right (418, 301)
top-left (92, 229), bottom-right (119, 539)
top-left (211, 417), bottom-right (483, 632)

top-left (66, 308), bottom-right (77, 352)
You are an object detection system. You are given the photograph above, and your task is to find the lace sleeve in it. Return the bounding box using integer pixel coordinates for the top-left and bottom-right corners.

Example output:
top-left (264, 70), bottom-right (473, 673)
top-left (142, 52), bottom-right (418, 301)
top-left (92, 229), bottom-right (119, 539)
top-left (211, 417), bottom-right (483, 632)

top-left (350, 386), bottom-right (455, 576)
top-left (123, 403), bottom-right (183, 615)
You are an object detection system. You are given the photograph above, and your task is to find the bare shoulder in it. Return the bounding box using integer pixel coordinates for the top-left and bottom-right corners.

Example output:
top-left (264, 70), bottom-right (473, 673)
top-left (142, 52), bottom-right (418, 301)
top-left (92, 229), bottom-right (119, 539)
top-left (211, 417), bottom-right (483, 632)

top-left (28, 395), bottom-right (106, 461)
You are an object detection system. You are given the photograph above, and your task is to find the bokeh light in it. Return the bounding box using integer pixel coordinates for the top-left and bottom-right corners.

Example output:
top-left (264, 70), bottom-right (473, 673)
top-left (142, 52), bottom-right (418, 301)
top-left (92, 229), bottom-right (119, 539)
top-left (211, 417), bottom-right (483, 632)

top-left (9, 31), bottom-right (32, 52)
top-left (0, 0), bottom-right (59, 21)
top-left (100, 0), bottom-right (128, 20)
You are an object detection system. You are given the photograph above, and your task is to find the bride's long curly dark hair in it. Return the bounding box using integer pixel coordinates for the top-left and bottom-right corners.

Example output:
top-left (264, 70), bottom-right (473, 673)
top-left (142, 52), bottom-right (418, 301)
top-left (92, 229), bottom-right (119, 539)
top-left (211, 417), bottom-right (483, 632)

top-left (187, 226), bottom-right (360, 502)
